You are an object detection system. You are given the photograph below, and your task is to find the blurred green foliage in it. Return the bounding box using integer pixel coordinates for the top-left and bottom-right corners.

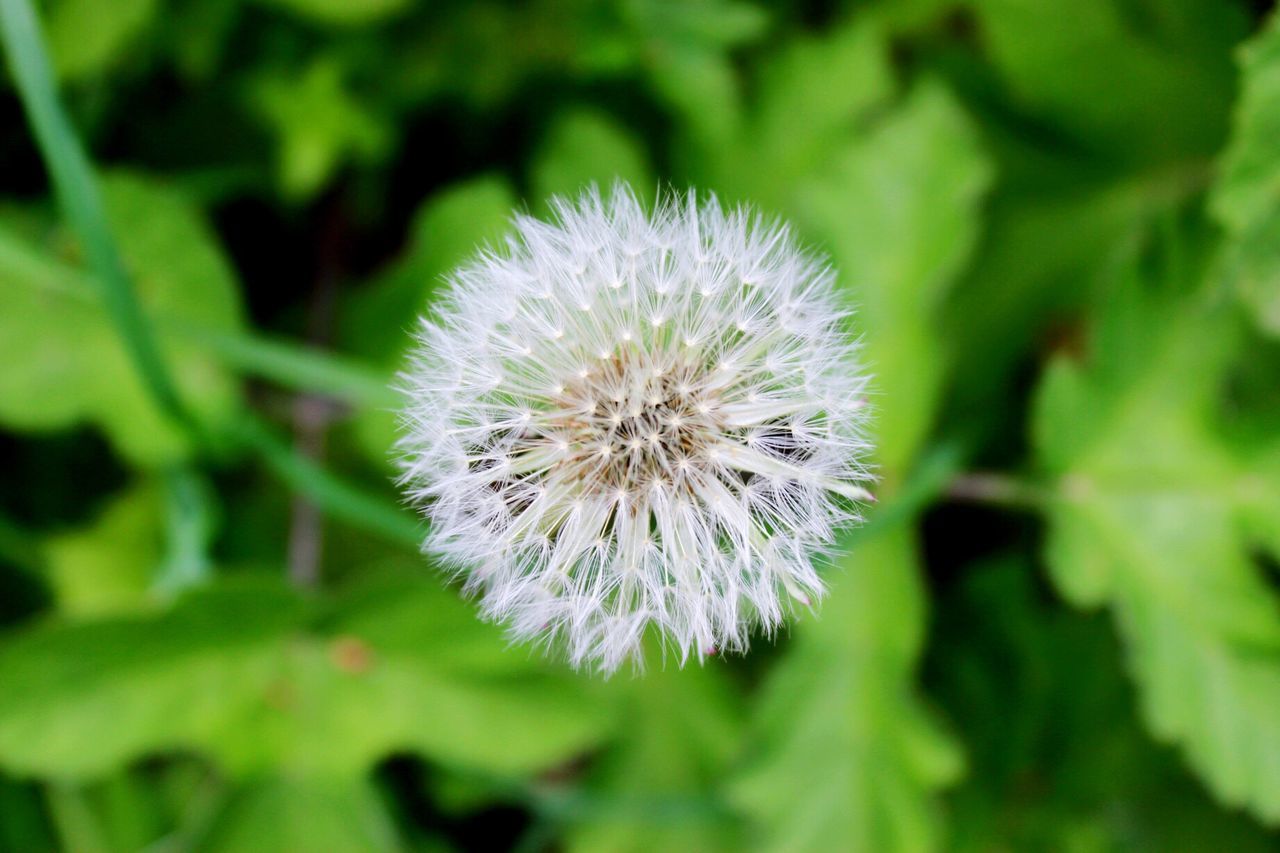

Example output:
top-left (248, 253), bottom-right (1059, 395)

top-left (0, 0), bottom-right (1278, 850)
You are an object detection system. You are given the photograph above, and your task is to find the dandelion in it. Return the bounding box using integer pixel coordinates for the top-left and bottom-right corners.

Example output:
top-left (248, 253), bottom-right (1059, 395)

top-left (397, 184), bottom-right (873, 673)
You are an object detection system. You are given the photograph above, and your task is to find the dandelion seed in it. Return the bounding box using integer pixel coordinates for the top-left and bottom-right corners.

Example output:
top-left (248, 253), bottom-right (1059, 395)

top-left (397, 184), bottom-right (873, 674)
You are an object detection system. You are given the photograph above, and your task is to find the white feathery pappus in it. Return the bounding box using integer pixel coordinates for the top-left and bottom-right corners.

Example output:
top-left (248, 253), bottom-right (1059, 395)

top-left (397, 184), bottom-right (873, 674)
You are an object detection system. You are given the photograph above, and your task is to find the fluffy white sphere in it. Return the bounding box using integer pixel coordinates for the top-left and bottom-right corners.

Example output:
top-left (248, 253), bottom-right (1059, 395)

top-left (398, 185), bottom-right (872, 673)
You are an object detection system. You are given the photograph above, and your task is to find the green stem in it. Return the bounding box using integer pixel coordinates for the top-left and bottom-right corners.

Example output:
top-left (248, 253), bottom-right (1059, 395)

top-left (233, 415), bottom-right (421, 549)
top-left (44, 784), bottom-right (110, 853)
top-left (153, 468), bottom-right (216, 595)
top-left (139, 769), bottom-right (226, 853)
top-left (0, 0), bottom-right (416, 567)
top-left (178, 321), bottom-right (398, 410)
top-left (0, 0), bottom-right (198, 440)
top-left (0, 0), bottom-right (226, 584)
top-left (0, 227), bottom-right (395, 409)
top-left (1, 214), bottom-right (409, 548)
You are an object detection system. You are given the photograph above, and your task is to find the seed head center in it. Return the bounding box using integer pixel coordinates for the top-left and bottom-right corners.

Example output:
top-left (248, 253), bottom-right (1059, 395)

top-left (545, 353), bottom-right (721, 497)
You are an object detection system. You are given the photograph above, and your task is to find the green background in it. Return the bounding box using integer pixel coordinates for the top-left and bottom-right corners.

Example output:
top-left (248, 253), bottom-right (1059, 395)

top-left (2, 0), bottom-right (1280, 849)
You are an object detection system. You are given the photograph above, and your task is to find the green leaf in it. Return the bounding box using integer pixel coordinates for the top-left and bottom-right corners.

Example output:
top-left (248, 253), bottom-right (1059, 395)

top-left (342, 177), bottom-right (518, 368)
top-left (691, 61), bottom-right (989, 853)
top-left (730, 528), bottom-right (963, 853)
top-left (649, 43), bottom-right (745, 156)
top-left (44, 0), bottom-right (156, 81)
top-left (44, 783), bottom-right (113, 853)
top-left (1211, 12), bottom-right (1280, 336)
top-left (1032, 232), bottom-right (1280, 824)
top-left (204, 777), bottom-right (401, 853)
top-left (676, 17), bottom-right (991, 474)
top-left (682, 18), bottom-right (895, 205)
top-left (0, 774), bottom-right (53, 851)
top-left (252, 0), bottom-right (411, 27)
top-left (632, 0), bottom-right (772, 153)
top-left (341, 176), bottom-right (517, 464)
top-left (684, 23), bottom-right (989, 474)
top-left (1217, 213), bottom-right (1280, 336)
top-left (933, 558), bottom-right (1279, 852)
top-left (1211, 11), bottom-right (1280, 234)
top-left (0, 172), bottom-right (244, 466)
top-left (2, 0), bottom-right (202, 445)
top-left (792, 81), bottom-right (993, 475)
top-left (41, 484), bottom-right (160, 616)
top-left (248, 59), bottom-right (392, 199)
top-left (45, 772), bottom-right (172, 853)
top-left (165, 0), bottom-right (241, 81)
top-left (565, 664), bottom-right (745, 852)
top-left (623, 0), bottom-right (767, 48)
top-left (0, 576), bottom-right (614, 779)
top-left (530, 110), bottom-right (652, 209)
top-left (939, 155), bottom-right (1168, 450)
top-left (970, 0), bottom-right (1245, 162)
top-left (748, 20), bottom-right (894, 190)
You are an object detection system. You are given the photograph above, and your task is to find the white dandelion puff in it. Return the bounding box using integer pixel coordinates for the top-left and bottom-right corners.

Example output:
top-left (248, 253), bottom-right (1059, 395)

top-left (397, 184), bottom-right (873, 673)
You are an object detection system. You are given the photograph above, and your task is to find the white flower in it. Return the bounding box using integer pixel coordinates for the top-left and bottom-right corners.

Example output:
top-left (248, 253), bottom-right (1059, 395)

top-left (397, 184), bottom-right (872, 673)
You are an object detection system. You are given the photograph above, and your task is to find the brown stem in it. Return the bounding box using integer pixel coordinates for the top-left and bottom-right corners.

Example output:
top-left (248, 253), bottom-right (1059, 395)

top-left (286, 195), bottom-right (347, 587)
top-left (945, 472), bottom-right (1046, 510)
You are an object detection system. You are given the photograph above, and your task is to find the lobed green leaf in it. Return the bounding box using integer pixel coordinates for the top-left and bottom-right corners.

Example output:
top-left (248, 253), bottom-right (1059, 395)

top-left (1212, 11), bottom-right (1280, 336)
top-left (0, 173), bottom-right (244, 466)
top-left (1032, 232), bottom-right (1280, 824)
top-left (0, 576), bottom-right (615, 779)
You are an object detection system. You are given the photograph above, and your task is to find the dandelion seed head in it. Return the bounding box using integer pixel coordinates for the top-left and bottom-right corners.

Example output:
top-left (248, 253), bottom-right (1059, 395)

top-left (397, 184), bottom-right (873, 673)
